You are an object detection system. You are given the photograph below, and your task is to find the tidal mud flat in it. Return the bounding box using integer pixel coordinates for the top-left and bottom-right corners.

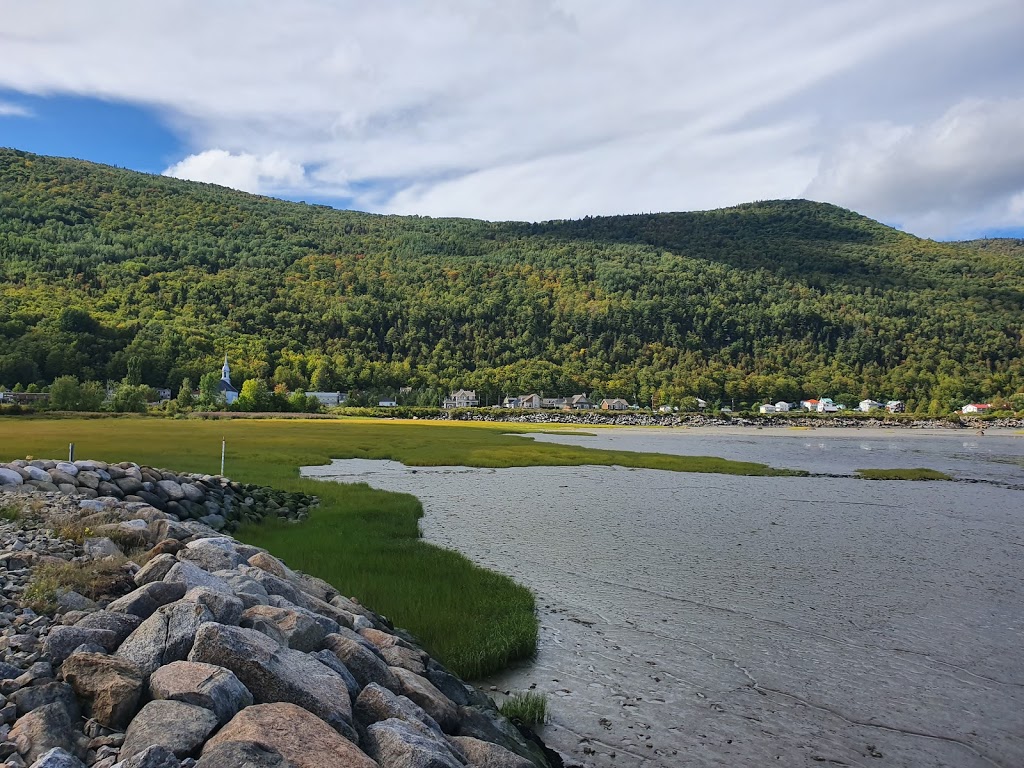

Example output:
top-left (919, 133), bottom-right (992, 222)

top-left (304, 431), bottom-right (1024, 767)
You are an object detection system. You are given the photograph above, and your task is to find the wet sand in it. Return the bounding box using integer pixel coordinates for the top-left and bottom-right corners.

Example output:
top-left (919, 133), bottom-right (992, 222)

top-left (303, 432), bottom-right (1024, 767)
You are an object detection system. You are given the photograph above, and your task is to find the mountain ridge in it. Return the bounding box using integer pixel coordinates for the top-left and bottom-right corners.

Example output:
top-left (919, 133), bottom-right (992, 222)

top-left (1, 148), bottom-right (1022, 411)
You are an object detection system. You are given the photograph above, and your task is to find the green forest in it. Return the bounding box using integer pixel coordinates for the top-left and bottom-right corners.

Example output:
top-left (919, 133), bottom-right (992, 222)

top-left (1, 148), bottom-right (1022, 413)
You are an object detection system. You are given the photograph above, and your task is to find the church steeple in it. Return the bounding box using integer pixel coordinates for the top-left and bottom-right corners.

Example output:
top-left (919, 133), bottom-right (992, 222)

top-left (221, 354), bottom-right (231, 385)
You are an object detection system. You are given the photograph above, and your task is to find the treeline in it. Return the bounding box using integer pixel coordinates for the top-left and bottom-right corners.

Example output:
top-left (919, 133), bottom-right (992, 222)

top-left (1, 148), bottom-right (1023, 414)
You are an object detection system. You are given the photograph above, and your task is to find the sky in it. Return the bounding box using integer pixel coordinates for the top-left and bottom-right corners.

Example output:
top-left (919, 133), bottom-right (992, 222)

top-left (1, 1), bottom-right (1023, 240)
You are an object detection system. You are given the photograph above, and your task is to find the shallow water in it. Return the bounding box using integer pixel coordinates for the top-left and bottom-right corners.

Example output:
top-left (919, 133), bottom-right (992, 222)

top-left (303, 430), bottom-right (1024, 767)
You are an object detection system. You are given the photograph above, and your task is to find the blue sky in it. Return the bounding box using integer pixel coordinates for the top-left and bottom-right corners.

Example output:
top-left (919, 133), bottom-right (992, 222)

top-left (1, 1), bottom-right (1023, 240)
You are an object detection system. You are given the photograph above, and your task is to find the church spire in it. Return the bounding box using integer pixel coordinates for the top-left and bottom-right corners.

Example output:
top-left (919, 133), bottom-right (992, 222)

top-left (222, 354), bottom-right (231, 385)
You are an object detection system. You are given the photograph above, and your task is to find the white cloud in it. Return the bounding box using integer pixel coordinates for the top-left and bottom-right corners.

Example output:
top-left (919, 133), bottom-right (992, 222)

top-left (164, 150), bottom-right (306, 195)
top-left (806, 98), bottom-right (1024, 238)
top-left (0, 101), bottom-right (32, 117)
top-left (0, 1), bottom-right (1021, 236)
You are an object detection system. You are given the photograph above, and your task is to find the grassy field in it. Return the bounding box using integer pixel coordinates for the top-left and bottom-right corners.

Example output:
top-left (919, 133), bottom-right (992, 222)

top-left (856, 468), bottom-right (954, 481)
top-left (0, 416), bottom-right (799, 677)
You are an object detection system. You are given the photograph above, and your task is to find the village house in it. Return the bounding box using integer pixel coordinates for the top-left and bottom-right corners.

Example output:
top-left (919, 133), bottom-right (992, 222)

top-left (305, 391), bottom-right (348, 407)
top-left (541, 397), bottom-right (567, 409)
top-left (816, 398), bottom-right (841, 413)
top-left (885, 400), bottom-right (905, 413)
top-left (859, 399), bottom-right (884, 412)
top-left (961, 403), bottom-right (993, 413)
top-left (501, 395), bottom-right (520, 408)
top-left (800, 399), bottom-right (819, 411)
top-left (774, 401), bottom-right (791, 412)
top-left (0, 391), bottom-right (49, 405)
top-left (517, 394), bottom-right (542, 409)
top-left (695, 398), bottom-right (709, 410)
top-left (657, 404), bottom-right (675, 413)
top-left (567, 393), bottom-right (593, 410)
top-left (443, 389), bottom-right (479, 409)
top-left (378, 399), bottom-right (398, 407)
top-left (758, 403), bottom-right (777, 414)
top-left (600, 398), bottom-right (630, 411)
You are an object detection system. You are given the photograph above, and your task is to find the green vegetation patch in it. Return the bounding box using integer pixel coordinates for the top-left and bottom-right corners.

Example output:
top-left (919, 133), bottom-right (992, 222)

top-left (856, 468), bottom-right (953, 481)
top-left (0, 417), bottom-right (800, 677)
top-left (499, 692), bottom-right (549, 725)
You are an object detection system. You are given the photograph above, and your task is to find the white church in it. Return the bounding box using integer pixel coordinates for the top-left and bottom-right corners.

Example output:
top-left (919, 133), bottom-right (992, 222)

top-left (218, 355), bottom-right (239, 405)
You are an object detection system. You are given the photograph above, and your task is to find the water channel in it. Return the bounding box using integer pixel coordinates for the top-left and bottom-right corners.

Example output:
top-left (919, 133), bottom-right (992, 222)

top-left (303, 428), bottom-right (1024, 767)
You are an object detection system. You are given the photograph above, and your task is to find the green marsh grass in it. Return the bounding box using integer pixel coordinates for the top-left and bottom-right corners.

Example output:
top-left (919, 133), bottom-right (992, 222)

top-left (856, 468), bottom-right (953, 481)
top-left (0, 417), bottom-right (799, 676)
top-left (499, 692), bottom-right (549, 725)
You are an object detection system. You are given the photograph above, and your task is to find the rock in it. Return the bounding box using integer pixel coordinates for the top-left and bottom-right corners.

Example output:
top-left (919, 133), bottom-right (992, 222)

top-left (363, 718), bottom-right (462, 768)
top-left (44, 627), bottom-right (119, 666)
top-left (178, 539), bottom-right (245, 573)
top-left (27, 747), bottom-right (87, 768)
top-left (110, 744), bottom-right (180, 767)
top-left (23, 466), bottom-right (50, 483)
top-left (60, 652), bottom-right (144, 729)
top-left (9, 703), bottom-right (80, 764)
top-left (119, 700), bottom-right (219, 761)
top-left (245, 553), bottom-right (291, 581)
top-left (203, 703), bottom-right (377, 768)
top-left (75, 611), bottom-right (142, 646)
top-left (187, 623), bottom-right (354, 739)
top-left (212, 573), bottom-right (269, 608)
top-left (0, 468), bottom-right (25, 486)
top-left (354, 683), bottom-right (444, 738)
top-left (179, 483), bottom-right (206, 503)
top-left (155, 481), bottom-right (184, 501)
top-left (83, 538), bottom-right (124, 560)
top-left (132, 554), bottom-right (177, 587)
top-left (55, 590), bottom-right (98, 615)
top-left (389, 668), bottom-right (458, 734)
top-left (183, 587), bottom-right (243, 626)
top-left (381, 645), bottom-right (428, 676)
top-left (310, 650), bottom-right (360, 699)
top-left (455, 706), bottom-right (543, 767)
top-left (115, 477), bottom-right (145, 496)
top-left (55, 462), bottom-right (79, 477)
top-left (322, 635), bottom-right (399, 693)
top-left (116, 601), bottom-right (215, 677)
top-left (148, 661), bottom-right (252, 725)
top-left (163, 561), bottom-right (233, 595)
top-left (194, 741), bottom-right (288, 768)
top-left (449, 737), bottom-right (535, 768)
top-left (76, 471), bottom-right (101, 491)
top-left (107, 582), bottom-right (187, 620)
top-left (240, 606), bottom-right (328, 652)
top-left (10, 682), bottom-right (79, 721)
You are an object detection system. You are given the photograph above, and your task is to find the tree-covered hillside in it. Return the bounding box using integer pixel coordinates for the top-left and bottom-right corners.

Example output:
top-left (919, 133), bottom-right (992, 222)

top-left (1, 148), bottom-right (1022, 412)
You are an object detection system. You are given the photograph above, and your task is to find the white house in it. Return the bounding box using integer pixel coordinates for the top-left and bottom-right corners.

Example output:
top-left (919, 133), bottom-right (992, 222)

top-left (306, 391), bottom-right (348, 407)
top-left (774, 401), bottom-right (791, 412)
top-left (600, 398), bottom-right (630, 411)
top-left (859, 399), bottom-right (884, 412)
top-left (800, 399), bottom-right (820, 411)
top-left (378, 399), bottom-right (398, 407)
top-left (518, 394), bottom-right (542, 409)
top-left (759, 404), bottom-right (777, 414)
top-left (218, 356), bottom-right (239, 405)
top-left (541, 397), bottom-right (567, 409)
top-left (502, 395), bottom-right (521, 408)
top-left (695, 398), bottom-right (709, 410)
top-left (816, 398), bottom-right (840, 413)
top-left (658, 404), bottom-right (675, 414)
top-left (961, 403), bottom-right (993, 413)
top-left (443, 389), bottom-right (478, 409)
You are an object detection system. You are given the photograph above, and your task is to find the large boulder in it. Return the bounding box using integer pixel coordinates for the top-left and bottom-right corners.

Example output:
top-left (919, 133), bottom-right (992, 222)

top-left (184, 586), bottom-right (244, 625)
top-left (74, 610), bottom-right (142, 646)
top-left (148, 661), bottom-right (253, 725)
top-left (455, 706), bottom-right (546, 767)
top-left (203, 703), bottom-right (377, 768)
top-left (450, 736), bottom-right (535, 768)
top-left (119, 700), bottom-right (219, 761)
top-left (107, 581), bottom-right (187, 620)
top-left (27, 747), bottom-right (88, 768)
top-left (240, 605), bottom-right (330, 652)
top-left (179, 538), bottom-right (247, 572)
top-left (116, 600), bottom-right (215, 677)
top-left (133, 554), bottom-right (177, 586)
top-left (322, 634), bottom-right (399, 693)
top-left (110, 745), bottom-right (180, 767)
top-left (235, 566), bottom-right (304, 605)
top-left (188, 622), bottom-right (355, 739)
top-left (155, 480), bottom-right (184, 501)
top-left (363, 718), bottom-right (463, 768)
top-left (163, 560), bottom-right (234, 594)
top-left (60, 652), bottom-right (145, 729)
top-left (9, 703), bottom-right (83, 764)
top-left (389, 668), bottom-right (459, 734)
top-left (10, 681), bottom-right (79, 720)
top-left (44, 626), bottom-right (119, 666)
top-left (194, 741), bottom-right (290, 768)
top-left (354, 683), bottom-right (447, 744)
top-left (0, 467), bottom-right (25, 486)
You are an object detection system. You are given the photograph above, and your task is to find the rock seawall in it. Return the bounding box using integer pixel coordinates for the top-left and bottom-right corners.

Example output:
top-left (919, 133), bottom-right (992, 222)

top-left (0, 462), bottom-right (552, 768)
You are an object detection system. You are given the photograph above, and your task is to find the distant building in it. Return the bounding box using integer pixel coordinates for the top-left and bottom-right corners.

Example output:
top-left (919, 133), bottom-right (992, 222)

top-left (800, 399), bottom-right (819, 411)
top-left (0, 392), bottom-right (49, 405)
top-left (859, 399), bottom-right (884, 412)
top-left (541, 397), bottom-right (567, 409)
top-left (219, 356), bottom-right (239, 405)
top-left (518, 394), bottom-right (542, 409)
top-left (502, 395), bottom-right (521, 408)
top-left (658, 404), bottom-right (675, 413)
top-left (816, 398), bottom-right (840, 413)
top-left (306, 391), bottom-right (348, 407)
top-left (695, 398), bottom-right (709, 410)
top-left (443, 390), bottom-right (479, 409)
top-left (774, 401), bottom-right (791, 412)
top-left (885, 400), bottom-right (905, 413)
top-left (961, 403), bottom-right (993, 413)
top-left (568, 394), bottom-right (593, 410)
top-left (155, 388), bottom-right (173, 402)
top-left (600, 398), bottom-right (630, 411)
top-left (759, 404), bottom-right (777, 414)
top-left (378, 399), bottom-right (398, 407)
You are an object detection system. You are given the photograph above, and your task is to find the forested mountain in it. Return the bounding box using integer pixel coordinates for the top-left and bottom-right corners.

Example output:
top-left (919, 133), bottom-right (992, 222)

top-left (1, 147), bottom-right (1022, 412)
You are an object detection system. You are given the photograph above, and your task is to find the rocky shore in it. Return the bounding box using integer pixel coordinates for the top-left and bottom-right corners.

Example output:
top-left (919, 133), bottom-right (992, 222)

top-left (0, 460), bottom-right (552, 768)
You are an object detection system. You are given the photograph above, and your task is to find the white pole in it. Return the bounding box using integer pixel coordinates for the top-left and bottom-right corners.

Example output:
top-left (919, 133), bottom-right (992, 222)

top-left (221, 437), bottom-right (225, 476)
